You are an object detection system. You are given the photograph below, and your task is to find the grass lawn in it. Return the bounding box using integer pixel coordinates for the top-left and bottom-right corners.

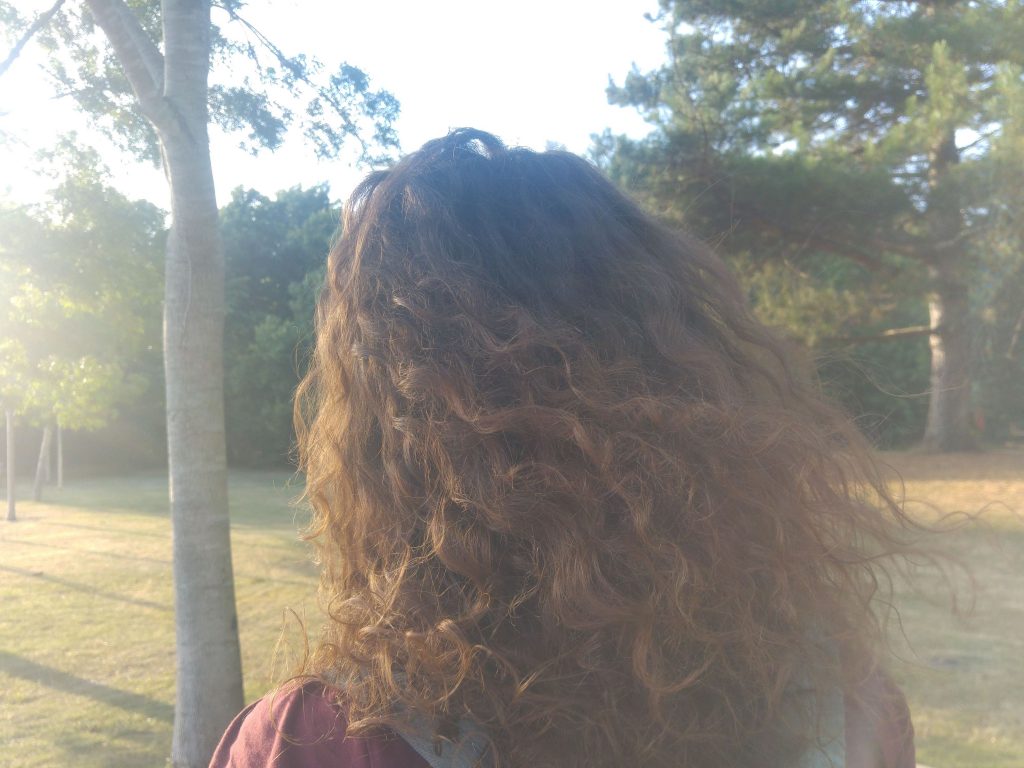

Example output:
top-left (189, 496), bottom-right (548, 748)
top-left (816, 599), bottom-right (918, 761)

top-left (878, 450), bottom-right (1024, 768)
top-left (0, 471), bottom-right (317, 767)
top-left (1, 451), bottom-right (1022, 767)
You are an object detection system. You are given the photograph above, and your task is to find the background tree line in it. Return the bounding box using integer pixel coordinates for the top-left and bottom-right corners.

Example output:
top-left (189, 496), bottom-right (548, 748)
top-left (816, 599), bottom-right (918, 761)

top-left (6, 2), bottom-right (1022, 485)
top-left (3, 175), bottom-right (335, 475)
top-left (8, 123), bottom-right (1022, 484)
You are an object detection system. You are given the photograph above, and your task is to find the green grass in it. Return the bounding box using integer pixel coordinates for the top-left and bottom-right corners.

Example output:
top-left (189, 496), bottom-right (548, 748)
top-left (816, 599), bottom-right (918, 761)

top-left (1, 452), bottom-right (1022, 767)
top-left (880, 450), bottom-right (1024, 768)
top-left (0, 471), bottom-right (317, 767)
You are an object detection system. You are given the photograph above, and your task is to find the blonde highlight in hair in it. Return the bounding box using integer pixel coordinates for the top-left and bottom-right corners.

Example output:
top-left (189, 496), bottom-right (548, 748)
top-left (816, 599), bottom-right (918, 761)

top-left (295, 129), bottom-right (913, 768)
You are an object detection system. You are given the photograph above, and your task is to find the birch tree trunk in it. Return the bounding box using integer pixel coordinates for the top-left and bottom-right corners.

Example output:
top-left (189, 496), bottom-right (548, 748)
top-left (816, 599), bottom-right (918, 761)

top-left (163, 120), bottom-right (244, 768)
top-left (56, 422), bottom-right (63, 490)
top-left (922, 257), bottom-right (974, 451)
top-left (161, 3), bottom-right (243, 764)
top-left (84, 0), bottom-right (244, 764)
top-left (32, 425), bottom-right (53, 502)
top-left (43, 424), bottom-right (51, 484)
top-left (5, 408), bottom-right (13, 522)
top-left (922, 132), bottom-right (975, 451)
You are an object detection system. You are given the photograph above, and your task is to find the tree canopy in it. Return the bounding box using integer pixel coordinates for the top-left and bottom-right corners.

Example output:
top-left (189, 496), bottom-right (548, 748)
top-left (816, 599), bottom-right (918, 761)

top-left (600, 0), bottom-right (1024, 448)
top-left (0, 143), bottom-right (163, 431)
top-left (1, 0), bottom-right (399, 165)
top-left (221, 184), bottom-right (335, 465)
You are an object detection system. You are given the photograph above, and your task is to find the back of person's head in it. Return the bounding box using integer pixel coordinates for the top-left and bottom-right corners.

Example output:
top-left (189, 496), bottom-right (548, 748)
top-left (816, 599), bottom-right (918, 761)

top-left (295, 129), bottom-right (909, 768)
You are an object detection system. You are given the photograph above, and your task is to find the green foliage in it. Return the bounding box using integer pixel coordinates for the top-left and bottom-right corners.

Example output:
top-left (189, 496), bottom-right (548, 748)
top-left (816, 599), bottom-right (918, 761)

top-left (2, 173), bottom-right (334, 468)
top-left (972, 206), bottom-right (1024, 442)
top-left (0, 145), bottom-right (163, 430)
top-left (0, 470), bottom-right (316, 767)
top-left (0, 0), bottom-right (399, 164)
top-left (732, 253), bottom-right (868, 347)
top-left (819, 333), bottom-right (933, 450)
top-left (221, 186), bottom-right (332, 466)
top-left (602, 0), bottom-right (1024, 445)
top-left (0, 335), bottom-right (29, 410)
top-left (2, 0), bottom-right (400, 473)
top-left (971, 63), bottom-right (1024, 441)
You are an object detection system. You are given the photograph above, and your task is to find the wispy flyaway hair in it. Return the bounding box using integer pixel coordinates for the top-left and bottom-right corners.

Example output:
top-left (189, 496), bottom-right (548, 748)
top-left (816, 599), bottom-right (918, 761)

top-left (295, 129), bottom-right (912, 768)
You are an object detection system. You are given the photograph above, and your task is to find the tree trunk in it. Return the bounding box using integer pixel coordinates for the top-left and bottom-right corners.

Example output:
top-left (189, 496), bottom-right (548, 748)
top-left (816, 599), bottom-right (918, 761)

top-left (43, 427), bottom-right (52, 484)
top-left (160, 3), bottom-right (243, 765)
top-left (921, 130), bottom-right (976, 452)
top-left (5, 408), bottom-right (13, 522)
top-left (56, 422), bottom-right (63, 490)
top-left (922, 257), bottom-right (974, 451)
top-left (82, 0), bottom-right (244, 762)
top-left (32, 425), bottom-right (53, 502)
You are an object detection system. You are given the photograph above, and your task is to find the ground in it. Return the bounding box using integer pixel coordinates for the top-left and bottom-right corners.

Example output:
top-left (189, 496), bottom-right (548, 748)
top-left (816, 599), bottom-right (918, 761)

top-left (0, 450), bottom-right (1021, 767)
top-left (877, 450), bottom-right (1024, 768)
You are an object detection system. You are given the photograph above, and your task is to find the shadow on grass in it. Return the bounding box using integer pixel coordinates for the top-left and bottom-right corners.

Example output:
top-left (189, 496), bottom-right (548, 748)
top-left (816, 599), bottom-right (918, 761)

top-left (268, 556), bottom-right (318, 582)
top-left (34, 519), bottom-right (169, 539)
top-left (2, 537), bottom-right (171, 566)
top-left (52, 731), bottom-right (168, 768)
top-left (0, 650), bottom-right (173, 722)
top-left (23, 472), bottom-right (170, 517)
top-left (0, 564), bottom-right (170, 612)
top-left (34, 470), bottom-right (307, 528)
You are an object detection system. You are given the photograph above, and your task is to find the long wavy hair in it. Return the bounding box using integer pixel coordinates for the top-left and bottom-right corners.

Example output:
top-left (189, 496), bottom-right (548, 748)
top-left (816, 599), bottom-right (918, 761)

top-left (295, 129), bottom-right (912, 767)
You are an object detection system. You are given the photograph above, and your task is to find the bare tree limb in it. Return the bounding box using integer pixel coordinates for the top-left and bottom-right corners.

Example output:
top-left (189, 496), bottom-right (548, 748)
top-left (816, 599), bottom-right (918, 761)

top-left (83, 0), bottom-right (172, 132)
top-left (0, 0), bottom-right (66, 79)
top-left (211, 2), bottom-right (304, 78)
top-left (689, 162), bottom-right (982, 270)
top-left (869, 223), bottom-right (989, 261)
top-left (824, 325), bottom-right (939, 345)
top-left (685, 166), bottom-right (904, 275)
top-left (742, 215), bottom-right (897, 276)
top-left (958, 127), bottom-right (1000, 153)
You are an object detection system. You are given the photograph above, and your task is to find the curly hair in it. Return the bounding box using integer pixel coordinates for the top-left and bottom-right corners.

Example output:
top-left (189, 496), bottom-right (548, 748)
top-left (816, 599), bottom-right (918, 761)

top-left (294, 129), bottom-right (912, 768)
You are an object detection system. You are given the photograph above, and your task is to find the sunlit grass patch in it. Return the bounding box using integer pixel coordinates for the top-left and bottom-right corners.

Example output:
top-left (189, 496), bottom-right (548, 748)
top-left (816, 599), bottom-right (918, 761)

top-left (881, 449), bottom-right (1024, 768)
top-left (0, 471), bottom-right (316, 768)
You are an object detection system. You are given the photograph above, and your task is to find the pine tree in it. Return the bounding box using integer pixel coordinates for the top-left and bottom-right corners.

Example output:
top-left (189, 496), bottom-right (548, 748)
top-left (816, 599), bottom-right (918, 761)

top-left (603, 0), bottom-right (1024, 450)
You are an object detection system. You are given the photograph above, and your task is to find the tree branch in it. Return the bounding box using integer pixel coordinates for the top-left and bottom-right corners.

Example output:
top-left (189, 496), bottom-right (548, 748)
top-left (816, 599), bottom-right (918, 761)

top-left (958, 127), bottom-right (999, 153)
top-left (739, 200), bottom-right (973, 269)
top-left (212, 3), bottom-right (302, 78)
top-left (83, 0), bottom-right (172, 132)
top-left (0, 0), bottom-right (66, 79)
top-left (824, 325), bottom-right (939, 345)
top-left (687, 166), bottom-right (904, 275)
top-left (742, 215), bottom-right (897, 276)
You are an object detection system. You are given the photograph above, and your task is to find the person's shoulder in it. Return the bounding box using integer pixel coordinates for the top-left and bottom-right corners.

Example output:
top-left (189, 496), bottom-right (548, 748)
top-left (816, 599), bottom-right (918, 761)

top-left (209, 680), bottom-right (431, 768)
top-left (844, 665), bottom-right (916, 768)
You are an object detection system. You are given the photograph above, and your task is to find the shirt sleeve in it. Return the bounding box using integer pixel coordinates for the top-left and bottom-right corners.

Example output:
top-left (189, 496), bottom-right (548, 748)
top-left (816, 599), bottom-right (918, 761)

top-left (208, 682), bottom-right (430, 768)
top-left (212, 674), bottom-right (914, 768)
top-left (844, 668), bottom-right (916, 768)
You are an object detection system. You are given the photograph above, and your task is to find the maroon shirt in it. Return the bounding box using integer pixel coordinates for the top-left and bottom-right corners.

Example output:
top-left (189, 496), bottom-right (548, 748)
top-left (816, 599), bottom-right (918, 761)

top-left (210, 673), bottom-right (914, 768)
top-left (209, 683), bottom-right (430, 768)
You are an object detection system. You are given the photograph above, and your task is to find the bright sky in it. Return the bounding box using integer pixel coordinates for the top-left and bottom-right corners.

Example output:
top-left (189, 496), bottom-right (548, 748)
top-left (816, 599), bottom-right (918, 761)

top-left (0, 0), bottom-right (668, 210)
